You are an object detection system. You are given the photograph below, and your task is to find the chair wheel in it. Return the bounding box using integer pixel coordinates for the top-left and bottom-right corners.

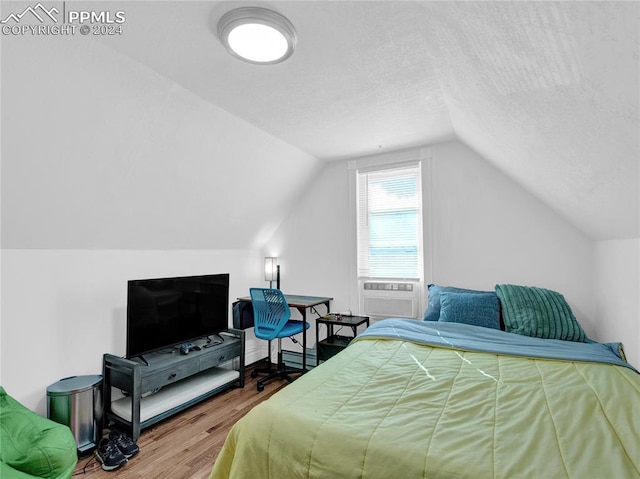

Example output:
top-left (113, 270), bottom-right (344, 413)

top-left (257, 383), bottom-right (264, 392)
top-left (251, 370), bottom-right (258, 378)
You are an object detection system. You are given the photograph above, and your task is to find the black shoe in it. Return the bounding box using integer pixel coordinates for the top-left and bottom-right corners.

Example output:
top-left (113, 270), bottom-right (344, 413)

top-left (109, 430), bottom-right (140, 458)
top-left (95, 437), bottom-right (128, 471)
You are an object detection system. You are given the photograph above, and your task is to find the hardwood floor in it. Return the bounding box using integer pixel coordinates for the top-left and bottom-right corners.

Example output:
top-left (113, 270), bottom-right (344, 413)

top-left (73, 363), bottom-right (287, 478)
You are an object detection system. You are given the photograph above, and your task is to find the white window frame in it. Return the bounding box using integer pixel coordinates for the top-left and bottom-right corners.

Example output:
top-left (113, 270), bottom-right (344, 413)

top-left (356, 161), bottom-right (424, 281)
top-left (347, 148), bottom-right (432, 320)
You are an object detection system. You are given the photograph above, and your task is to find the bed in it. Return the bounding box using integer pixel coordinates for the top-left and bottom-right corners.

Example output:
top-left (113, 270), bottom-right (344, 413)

top-left (209, 284), bottom-right (640, 479)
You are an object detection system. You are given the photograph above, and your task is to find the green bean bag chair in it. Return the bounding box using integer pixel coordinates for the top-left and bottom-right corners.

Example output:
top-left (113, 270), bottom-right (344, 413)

top-left (0, 386), bottom-right (77, 479)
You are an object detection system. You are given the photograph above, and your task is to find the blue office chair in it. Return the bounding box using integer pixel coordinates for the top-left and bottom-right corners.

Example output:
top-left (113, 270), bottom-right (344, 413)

top-left (249, 288), bottom-right (310, 392)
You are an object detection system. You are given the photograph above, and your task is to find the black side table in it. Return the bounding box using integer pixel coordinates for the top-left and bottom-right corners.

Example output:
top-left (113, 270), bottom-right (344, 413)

top-left (316, 314), bottom-right (370, 364)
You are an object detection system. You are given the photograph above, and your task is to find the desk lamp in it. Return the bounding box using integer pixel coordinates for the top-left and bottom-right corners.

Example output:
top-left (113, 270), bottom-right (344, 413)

top-left (264, 257), bottom-right (281, 289)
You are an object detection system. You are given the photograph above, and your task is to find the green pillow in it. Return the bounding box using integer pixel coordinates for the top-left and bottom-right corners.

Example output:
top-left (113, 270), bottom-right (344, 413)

top-left (495, 284), bottom-right (586, 342)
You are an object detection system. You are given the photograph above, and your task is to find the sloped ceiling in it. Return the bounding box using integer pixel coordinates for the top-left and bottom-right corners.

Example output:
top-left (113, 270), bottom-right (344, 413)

top-left (96, 0), bottom-right (638, 240)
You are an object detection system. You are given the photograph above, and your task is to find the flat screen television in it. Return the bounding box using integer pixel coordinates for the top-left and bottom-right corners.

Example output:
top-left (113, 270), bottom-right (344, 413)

top-left (126, 273), bottom-right (230, 358)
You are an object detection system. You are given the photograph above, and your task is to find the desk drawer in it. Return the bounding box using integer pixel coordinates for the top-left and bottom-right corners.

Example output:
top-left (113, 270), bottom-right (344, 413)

top-left (199, 342), bottom-right (241, 370)
top-left (141, 360), bottom-right (199, 391)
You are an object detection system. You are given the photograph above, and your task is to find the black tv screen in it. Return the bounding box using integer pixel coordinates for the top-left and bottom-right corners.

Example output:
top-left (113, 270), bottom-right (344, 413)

top-left (126, 273), bottom-right (229, 358)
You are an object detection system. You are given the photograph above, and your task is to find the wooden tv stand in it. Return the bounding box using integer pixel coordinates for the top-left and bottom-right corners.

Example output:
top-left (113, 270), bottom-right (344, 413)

top-left (102, 329), bottom-right (245, 441)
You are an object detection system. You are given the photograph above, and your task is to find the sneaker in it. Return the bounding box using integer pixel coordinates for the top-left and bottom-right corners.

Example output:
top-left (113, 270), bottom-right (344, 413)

top-left (95, 437), bottom-right (128, 471)
top-left (109, 430), bottom-right (140, 458)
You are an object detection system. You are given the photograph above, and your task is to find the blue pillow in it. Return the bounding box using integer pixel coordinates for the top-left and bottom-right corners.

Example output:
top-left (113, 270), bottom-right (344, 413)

top-left (424, 284), bottom-right (495, 321)
top-left (438, 292), bottom-right (501, 329)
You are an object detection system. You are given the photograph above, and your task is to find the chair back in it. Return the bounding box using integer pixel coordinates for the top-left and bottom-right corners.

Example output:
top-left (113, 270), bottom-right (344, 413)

top-left (249, 288), bottom-right (291, 341)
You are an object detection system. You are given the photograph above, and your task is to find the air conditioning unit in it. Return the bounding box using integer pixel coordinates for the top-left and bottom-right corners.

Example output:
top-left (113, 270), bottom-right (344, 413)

top-left (359, 280), bottom-right (421, 321)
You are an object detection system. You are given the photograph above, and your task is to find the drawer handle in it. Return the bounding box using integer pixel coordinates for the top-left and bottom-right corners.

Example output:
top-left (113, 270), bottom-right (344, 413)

top-left (219, 355), bottom-right (226, 361)
top-left (168, 373), bottom-right (177, 380)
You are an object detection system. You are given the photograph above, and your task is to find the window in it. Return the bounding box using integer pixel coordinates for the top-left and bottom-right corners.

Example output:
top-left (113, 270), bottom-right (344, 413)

top-left (357, 162), bottom-right (423, 280)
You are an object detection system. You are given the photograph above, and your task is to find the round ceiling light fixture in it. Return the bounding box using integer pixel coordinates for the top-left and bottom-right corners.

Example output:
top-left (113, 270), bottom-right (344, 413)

top-left (217, 7), bottom-right (297, 65)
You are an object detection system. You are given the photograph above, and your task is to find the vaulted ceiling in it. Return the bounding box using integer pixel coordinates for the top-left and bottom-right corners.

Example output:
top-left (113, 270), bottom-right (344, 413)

top-left (98, 0), bottom-right (639, 240)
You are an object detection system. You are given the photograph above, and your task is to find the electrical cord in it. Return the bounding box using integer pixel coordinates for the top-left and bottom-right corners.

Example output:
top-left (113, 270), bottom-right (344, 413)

top-left (72, 454), bottom-right (101, 475)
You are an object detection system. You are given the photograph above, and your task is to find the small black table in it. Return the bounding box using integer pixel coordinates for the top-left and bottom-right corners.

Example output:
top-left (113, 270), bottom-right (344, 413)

top-left (316, 314), bottom-right (370, 364)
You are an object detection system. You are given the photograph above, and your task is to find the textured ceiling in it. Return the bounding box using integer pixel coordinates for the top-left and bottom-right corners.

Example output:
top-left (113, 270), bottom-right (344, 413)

top-left (419, 1), bottom-right (639, 241)
top-left (96, 0), bottom-right (639, 240)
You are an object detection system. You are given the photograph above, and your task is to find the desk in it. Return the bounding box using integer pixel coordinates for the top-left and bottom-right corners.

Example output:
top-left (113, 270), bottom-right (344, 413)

top-left (236, 294), bottom-right (333, 371)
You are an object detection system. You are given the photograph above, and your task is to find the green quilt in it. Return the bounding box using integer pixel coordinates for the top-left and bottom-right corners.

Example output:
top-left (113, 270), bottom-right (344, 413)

top-left (210, 323), bottom-right (640, 479)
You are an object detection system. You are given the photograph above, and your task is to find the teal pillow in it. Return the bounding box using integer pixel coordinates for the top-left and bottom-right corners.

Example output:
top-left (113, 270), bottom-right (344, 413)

top-left (424, 284), bottom-right (495, 321)
top-left (439, 292), bottom-right (501, 329)
top-left (495, 284), bottom-right (587, 342)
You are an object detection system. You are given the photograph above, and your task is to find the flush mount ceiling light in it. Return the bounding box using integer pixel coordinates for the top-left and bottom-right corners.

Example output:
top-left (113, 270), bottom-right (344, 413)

top-left (217, 7), bottom-right (297, 65)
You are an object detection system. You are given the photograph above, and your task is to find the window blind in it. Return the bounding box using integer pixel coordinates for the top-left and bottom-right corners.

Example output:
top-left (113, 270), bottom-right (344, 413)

top-left (356, 162), bottom-right (423, 280)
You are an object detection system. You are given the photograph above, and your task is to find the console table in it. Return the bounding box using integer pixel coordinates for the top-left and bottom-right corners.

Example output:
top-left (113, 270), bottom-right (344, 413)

top-left (102, 329), bottom-right (245, 441)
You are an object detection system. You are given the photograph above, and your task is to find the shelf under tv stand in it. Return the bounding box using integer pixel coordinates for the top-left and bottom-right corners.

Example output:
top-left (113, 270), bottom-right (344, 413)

top-left (102, 329), bottom-right (245, 441)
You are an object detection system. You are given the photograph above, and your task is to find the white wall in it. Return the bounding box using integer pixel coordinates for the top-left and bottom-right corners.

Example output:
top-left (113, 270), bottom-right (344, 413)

top-left (1, 25), bottom-right (319, 411)
top-left (594, 239), bottom-right (640, 368)
top-left (428, 141), bottom-right (594, 331)
top-left (1, 32), bottom-right (322, 250)
top-left (265, 159), bottom-right (353, 308)
top-left (266, 139), bottom-right (597, 343)
top-left (263, 160), bottom-right (353, 351)
top-left (1, 249), bottom-right (267, 415)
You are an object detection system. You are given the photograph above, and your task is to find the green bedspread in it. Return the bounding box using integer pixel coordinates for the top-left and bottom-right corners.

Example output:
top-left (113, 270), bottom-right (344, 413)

top-left (210, 320), bottom-right (640, 479)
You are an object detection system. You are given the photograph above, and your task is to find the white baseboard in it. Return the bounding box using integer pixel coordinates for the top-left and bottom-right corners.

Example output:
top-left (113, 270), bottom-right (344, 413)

top-left (244, 337), bottom-right (268, 366)
top-left (246, 348), bottom-right (267, 366)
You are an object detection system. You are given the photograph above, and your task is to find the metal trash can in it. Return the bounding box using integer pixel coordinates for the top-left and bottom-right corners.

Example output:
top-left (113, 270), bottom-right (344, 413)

top-left (47, 375), bottom-right (103, 455)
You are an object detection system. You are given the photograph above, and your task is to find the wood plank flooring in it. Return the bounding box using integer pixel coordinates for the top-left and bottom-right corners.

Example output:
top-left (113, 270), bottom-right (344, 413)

top-left (73, 363), bottom-right (287, 479)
